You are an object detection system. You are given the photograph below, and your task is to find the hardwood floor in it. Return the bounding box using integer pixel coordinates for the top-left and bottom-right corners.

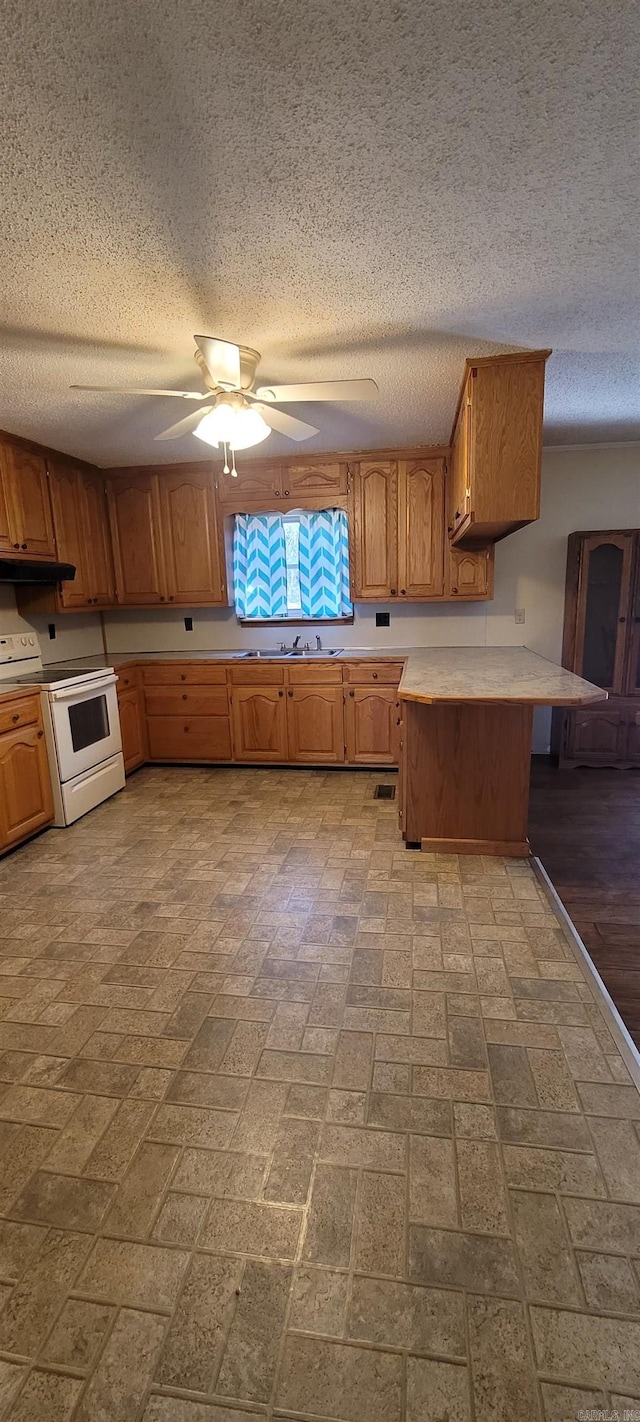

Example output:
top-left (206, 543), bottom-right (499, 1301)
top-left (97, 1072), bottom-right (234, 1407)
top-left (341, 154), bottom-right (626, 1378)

top-left (529, 760), bottom-right (640, 1048)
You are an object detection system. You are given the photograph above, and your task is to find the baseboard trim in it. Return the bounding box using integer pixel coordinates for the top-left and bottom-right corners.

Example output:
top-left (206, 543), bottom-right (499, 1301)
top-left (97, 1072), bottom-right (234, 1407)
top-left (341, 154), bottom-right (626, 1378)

top-left (421, 837), bottom-right (530, 857)
top-left (532, 857), bottom-right (640, 1090)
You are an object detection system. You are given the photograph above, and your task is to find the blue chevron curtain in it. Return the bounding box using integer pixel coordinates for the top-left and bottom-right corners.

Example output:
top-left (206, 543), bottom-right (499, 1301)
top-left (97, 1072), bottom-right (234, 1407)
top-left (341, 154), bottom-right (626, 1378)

top-left (233, 509), bottom-right (351, 620)
top-left (298, 509), bottom-right (352, 618)
top-left (232, 513), bottom-right (287, 619)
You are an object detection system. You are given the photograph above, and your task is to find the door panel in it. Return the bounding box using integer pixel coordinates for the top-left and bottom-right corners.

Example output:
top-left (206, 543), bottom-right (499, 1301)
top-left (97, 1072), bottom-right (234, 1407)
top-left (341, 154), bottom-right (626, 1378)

top-left (1, 445), bottom-right (55, 557)
top-left (0, 724), bottom-right (54, 850)
top-left (398, 459), bottom-right (445, 597)
top-left (626, 709), bottom-right (640, 764)
top-left (160, 468), bottom-right (226, 604)
top-left (82, 470), bottom-right (116, 605)
top-left (287, 687), bottom-right (344, 763)
top-left (0, 459), bottom-right (13, 552)
top-left (285, 462), bottom-right (348, 498)
top-left (576, 534), bottom-right (634, 692)
top-left (625, 536), bottom-right (640, 696)
top-left (352, 461), bottom-right (397, 598)
top-left (117, 688), bottom-right (148, 773)
top-left (146, 715), bottom-right (231, 762)
top-left (345, 686), bottom-right (400, 765)
top-left (48, 461), bottom-right (92, 608)
top-left (447, 546), bottom-right (491, 598)
top-left (107, 473), bottom-right (166, 604)
top-left (564, 707), bottom-right (627, 764)
top-left (231, 688), bottom-right (288, 761)
top-left (217, 462), bottom-right (280, 503)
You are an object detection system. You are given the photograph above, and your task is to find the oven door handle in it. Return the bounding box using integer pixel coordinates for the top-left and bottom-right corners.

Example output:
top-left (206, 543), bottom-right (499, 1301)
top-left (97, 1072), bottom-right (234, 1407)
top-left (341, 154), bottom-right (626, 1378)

top-left (49, 674), bottom-right (119, 702)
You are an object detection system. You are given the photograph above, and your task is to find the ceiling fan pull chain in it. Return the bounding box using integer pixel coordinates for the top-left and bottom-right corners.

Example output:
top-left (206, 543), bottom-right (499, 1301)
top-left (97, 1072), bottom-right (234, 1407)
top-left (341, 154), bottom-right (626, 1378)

top-left (222, 441), bottom-right (230, 475)
top-left (231, 446), bottom-right (238, 478)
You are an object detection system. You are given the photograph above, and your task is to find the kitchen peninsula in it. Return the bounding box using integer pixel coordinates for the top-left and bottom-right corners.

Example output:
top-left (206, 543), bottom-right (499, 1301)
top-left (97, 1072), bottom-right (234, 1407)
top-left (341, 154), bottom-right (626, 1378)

top-left (398, 646), bottom-right (606, 855)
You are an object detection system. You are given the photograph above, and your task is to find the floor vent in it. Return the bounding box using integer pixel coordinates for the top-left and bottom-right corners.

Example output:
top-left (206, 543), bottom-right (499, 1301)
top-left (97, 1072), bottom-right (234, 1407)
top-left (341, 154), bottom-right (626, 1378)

top-left (374, 784), bottom-right (396, 800)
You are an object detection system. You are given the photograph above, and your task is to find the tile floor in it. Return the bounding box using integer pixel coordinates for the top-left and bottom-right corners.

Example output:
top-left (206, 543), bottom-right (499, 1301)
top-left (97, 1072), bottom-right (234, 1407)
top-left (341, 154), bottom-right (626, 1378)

top-left (0, 764), bottom-right (638, 1422)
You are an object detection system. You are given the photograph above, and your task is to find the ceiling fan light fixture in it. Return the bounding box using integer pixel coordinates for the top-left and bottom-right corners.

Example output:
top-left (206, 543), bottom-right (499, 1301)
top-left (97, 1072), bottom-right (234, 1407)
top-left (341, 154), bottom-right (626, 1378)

top-left (193, 402), bottom-right (270, 450)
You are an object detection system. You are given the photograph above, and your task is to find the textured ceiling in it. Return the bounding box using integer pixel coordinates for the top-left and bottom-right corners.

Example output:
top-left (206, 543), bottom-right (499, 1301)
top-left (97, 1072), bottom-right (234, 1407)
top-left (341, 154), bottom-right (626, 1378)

top-left (1, 0), bottom-right (638, 467)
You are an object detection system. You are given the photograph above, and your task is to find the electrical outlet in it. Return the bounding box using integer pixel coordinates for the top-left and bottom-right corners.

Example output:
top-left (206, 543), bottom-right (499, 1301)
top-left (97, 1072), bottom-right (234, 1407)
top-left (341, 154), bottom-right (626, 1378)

top-left (376, 612), bottom-right (390, 628)
top-left (48, 623), bottom-right (56, 639)
top-left (184, 616), bottom-right (193, 631)
top-left (515, 608), bottom-right (525, 624)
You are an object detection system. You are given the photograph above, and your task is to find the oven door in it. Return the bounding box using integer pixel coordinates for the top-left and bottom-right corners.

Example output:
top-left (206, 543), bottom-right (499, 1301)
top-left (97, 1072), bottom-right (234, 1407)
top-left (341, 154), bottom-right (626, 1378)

top-left (49, 674), bottom-right (122, 782)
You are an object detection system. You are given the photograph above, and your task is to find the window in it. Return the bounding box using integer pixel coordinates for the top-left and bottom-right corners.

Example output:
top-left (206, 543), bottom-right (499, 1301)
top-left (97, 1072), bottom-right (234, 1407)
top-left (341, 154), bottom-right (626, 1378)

top-left (232, 509), bottom-right (352, 622)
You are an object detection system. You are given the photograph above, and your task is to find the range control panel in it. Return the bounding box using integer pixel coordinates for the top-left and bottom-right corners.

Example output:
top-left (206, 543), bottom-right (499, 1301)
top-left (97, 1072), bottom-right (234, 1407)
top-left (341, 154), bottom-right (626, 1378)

top-left (0, 632), bottom-right (39, 664)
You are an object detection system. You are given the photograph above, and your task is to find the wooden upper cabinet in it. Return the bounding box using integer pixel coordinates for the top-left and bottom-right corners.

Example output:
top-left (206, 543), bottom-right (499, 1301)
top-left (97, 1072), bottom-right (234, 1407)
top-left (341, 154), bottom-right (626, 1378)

top-left (446, 545), bottom-right (493, 599)
top-left (217, 461), bottom-right (281, 504)
top-left (81, 469), bottom-right (116, 605)
top-left (352, 460), bottom-right (398, 598)
top-left (107, 472), bottom-right (166, 605)
top-left (398, 459), bottom-right (445, 598)
top-left (285, 461), bottom-right (348, 499)
top-left (0, 441), bottom-right (56, 558)
top-left (47, 461), bottom-right (92, 608)
top-left (448, 350), bottom-right (550, 547)
top-left (159, 466), bottom-right (226, 605)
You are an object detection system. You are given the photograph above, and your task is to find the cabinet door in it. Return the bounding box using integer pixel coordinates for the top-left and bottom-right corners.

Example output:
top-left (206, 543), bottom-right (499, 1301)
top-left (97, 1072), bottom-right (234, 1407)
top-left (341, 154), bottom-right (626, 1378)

top-left (624, 538), bottom-right (640, 696)
top-left (287, 687), bottom-right (344, 763)
top-left (576, 534), bottom-right (634, 692)
top-left (352, 461), bottom-right (398, 599)
top-left (117, 689), bottom-right (147, 774)
top-left (0, 723), bottom-right (53, 851)
top-left (448, 376), bottom-right (472, 534)
top-left (81, 470), bottom-right (116, 606)
top-left (217, 462), bottom-right (281, 504)
top-left (231, 687), bottom-right (288, 761)
top-left (446, 546), bottom-right (492, 598)
top-left (160, 467), bottom-right (226, 605)
top-left (345, 686), bottom-right (400, 765)
top-left (107, 473), bottom-right (166, 605)
top-left (285, 461), bottom-right (348, 499)
top-left (47, 461), bottom-right (93, 608)
top-left (564, 706), bottom-right (627, 765)
top-left (625, 708), bottom-right (640, 764)
top-left (398, 459), bottom-right (444, 598)
top-left (0, 464), bottom-right (13, 552)
top-left (0, 444), bottom-right (56, 557)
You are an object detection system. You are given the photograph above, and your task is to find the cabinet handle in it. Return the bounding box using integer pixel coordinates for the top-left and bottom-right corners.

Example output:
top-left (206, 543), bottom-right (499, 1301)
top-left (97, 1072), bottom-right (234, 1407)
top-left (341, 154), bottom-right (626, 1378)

top-left (182, 693), bottom-right (187, 700)
top-left (21, 543), bottom-right (27, 550)
top-left (390, 588), bottom-right (397, 596)
top-left (13, 543), bottom-right (19, 550)
top-left (288, 690), bottom-right (293, 697)
top-left (183, 724), bottom-right (189, 732)
top-left (278, 690), bottom-right (284, 697)
top-left (284, 489), bottom-right (290, 496)
top-left (169, 595), bottom-right (175, 601)
top-left (160, 596), bottom-right (165, 601)
top-left (372, 672), bottom-right (378, 679)
top-left (452, 586), bottom-right (458, 594)
top-left (400, 589), bottom-right (406, 596)
top-left (37, 730), bottom-right (44, 738)
top-left (11, 714), bottom-right (19, 723)
top-left (275, 489), bottom-right (280, 496)
top-left (349, 690), bottom-right (355, 698)
top-left (619, 616), bottom-right (626, 623)
top-left (180, 675), bottom-right (186, 681)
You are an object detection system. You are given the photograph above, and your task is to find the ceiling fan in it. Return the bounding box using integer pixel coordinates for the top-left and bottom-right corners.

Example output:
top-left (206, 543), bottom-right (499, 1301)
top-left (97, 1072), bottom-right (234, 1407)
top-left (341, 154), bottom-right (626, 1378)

top-left (72, 335), bottom-right (378, 469)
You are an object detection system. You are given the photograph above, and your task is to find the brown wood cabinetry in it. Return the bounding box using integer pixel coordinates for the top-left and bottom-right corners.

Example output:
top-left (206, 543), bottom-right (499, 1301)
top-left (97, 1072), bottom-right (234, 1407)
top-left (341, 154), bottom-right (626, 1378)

top-left (448, 350), bottom-right (550, 547)
top-left (117, 687), bottom-right (148, 774)
top-left (445, 545), bottom-right (493, 599)
top-left (107, 467), bottom-right (226, 608)
top-left (344, 685), bottom-right (400, 765)
top-left (217, 457), bottom-right (347, 508)
top-left (556, 528), bottom-right (640, 767)
top-left (231, 686), bottom-right (288, 761)
top-left (397, 459), bottom-right (445, 598)
top-left (287, 686), bottom-right (344, 763)
top-left (142, 663), bottom-right (231, 763)
top-left (352, 460), bottom-right (398, 598)
top-left (0, 439), bottom-right (56, 559)
top-left (0, 693), bottom-right (54, 855)
top-left (18, 460), bottom-right (116, 614)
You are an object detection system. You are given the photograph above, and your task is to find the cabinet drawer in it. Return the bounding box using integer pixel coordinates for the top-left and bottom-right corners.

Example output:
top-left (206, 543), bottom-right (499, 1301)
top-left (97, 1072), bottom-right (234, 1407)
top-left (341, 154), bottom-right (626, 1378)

top-left (145, 687), bottom-right (229, 717)
top-left (143, 663), bottom-right (228, 686)
top-left (230, 663), bottom-right (286, 686)
top-left (147, 715), bottom-right (232, 761)
top-left (286, 663), bottom-right (343, 685)
top-left (343, 661), bottom-right (405, 684)
top-left (115, 665), bottom-right (141, 692)
top-left (0, 694), bottom-right (41, 736)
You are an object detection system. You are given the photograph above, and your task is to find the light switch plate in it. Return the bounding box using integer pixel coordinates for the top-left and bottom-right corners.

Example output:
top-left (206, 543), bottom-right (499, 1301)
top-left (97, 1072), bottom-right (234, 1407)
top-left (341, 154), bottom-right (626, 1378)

top-left (515, 608), bottom-right (525, 624)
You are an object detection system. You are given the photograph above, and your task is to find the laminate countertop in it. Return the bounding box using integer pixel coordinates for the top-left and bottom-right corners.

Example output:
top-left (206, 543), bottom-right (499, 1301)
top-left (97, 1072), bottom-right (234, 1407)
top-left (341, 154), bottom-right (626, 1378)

top-left (38, 645), bottom-right (605, 707)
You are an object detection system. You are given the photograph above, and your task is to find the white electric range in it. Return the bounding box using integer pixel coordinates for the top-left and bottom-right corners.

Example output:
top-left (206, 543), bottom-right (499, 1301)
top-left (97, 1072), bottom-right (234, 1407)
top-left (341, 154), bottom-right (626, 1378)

top-left (0, 632), bottom-right (125, 826)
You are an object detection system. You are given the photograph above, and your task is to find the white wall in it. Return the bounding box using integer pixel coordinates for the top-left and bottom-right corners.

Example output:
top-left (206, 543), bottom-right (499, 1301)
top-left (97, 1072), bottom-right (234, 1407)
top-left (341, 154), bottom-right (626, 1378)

top-left (0, 586), bottom-right (104, 664)
top-left (6, 443), bottom-right (639, 749)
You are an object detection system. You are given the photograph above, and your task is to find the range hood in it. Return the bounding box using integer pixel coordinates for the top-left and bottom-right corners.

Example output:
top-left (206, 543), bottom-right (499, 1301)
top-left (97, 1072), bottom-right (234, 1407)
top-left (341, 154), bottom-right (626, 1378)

top-left (0, 558), bottom-right (76, 584)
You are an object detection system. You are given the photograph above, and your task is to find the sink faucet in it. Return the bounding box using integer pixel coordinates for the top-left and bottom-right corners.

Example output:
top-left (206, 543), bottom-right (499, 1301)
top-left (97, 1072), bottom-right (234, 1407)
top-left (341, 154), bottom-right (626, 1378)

top-left (316, 634), bottom-right (322, 650)
top-left (292, 635), bottom-right (301, 649)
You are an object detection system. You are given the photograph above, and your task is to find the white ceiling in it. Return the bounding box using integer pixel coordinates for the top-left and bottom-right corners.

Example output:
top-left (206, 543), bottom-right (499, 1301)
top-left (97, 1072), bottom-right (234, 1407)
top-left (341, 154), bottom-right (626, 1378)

top-left (1, 0), bottom-right (638, 467)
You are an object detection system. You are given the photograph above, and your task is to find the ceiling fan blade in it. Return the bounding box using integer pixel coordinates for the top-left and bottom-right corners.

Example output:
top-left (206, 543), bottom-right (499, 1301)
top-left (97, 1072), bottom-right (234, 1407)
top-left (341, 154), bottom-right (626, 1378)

top-left (70, 385), bottom-right (207, 399)
top-left (194, 336), bottom-right (241, 389)
top-left (255, 378), bottom-right (378, 403)
top-left (255, 404), bottom-right (319, 442)
top-left (154, 406), bottom-right (213, 441)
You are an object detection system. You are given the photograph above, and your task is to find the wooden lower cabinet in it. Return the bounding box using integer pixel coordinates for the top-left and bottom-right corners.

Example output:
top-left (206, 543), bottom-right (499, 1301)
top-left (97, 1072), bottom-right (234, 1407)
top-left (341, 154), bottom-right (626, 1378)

top-left (559, 701), bottom-right (640, 768)
top-left (0, 702), bottom-right (54, 854)
top-left (287, 687), bottom-right (344, 763)
top-left (344, 686), bottom-right (400, 765)
top-left (117, 687), bottom-right (148, 774)
top-left (231, 687), bottom-right (288, 762)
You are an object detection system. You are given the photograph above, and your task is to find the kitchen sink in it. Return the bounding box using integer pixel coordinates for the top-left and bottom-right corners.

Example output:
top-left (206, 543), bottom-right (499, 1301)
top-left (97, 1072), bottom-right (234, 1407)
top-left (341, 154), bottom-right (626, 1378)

top-left (238, 650), bottom-right (290, 658)
top-left (239, 648), bottom-right (343, 659)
